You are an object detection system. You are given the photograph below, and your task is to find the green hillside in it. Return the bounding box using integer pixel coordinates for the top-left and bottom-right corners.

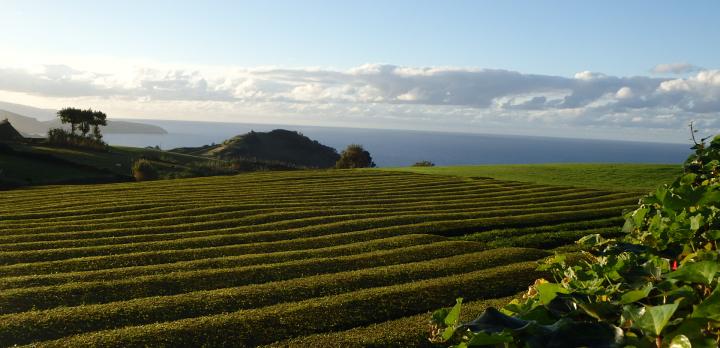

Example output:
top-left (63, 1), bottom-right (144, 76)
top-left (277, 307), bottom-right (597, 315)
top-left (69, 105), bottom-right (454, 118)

top-left (172, 129), bottom-right (340, 168)
top-left (0, 169), bottom-right (649, 347)
top-left (0, 152), bottom-right (120, 188)
top-left (391, 163), bottom-right (682, 191)
top-left (0, 143), bottom-right (232, 187)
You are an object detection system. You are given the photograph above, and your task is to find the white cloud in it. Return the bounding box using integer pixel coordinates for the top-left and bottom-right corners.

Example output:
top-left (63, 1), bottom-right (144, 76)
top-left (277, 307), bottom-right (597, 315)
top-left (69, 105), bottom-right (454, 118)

top-left (652, 63), bottom-right (702, 74)
top-left (573, 71), bottom-right (606, 80)
top-left (0, 60), bottom-right (719, 140)
top-left (615, 86), bottom-right (634, 99)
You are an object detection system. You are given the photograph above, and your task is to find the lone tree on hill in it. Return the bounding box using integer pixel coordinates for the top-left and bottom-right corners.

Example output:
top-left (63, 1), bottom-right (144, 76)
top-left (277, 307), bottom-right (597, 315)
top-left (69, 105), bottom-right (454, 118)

top-left (56, 107), bottom-right (108, 141)
top-left (335, 144), bottom-right (376, 169)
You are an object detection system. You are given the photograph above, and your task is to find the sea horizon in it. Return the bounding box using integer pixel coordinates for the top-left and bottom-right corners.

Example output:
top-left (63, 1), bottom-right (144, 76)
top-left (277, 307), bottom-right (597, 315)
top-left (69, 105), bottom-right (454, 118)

top-left (105, 118), bottom-right (691, 167)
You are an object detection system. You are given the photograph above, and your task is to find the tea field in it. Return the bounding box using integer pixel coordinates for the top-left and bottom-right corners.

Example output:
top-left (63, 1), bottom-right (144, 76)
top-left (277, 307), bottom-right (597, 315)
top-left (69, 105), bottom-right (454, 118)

top-left (0, 168), bottom-right (662, 347)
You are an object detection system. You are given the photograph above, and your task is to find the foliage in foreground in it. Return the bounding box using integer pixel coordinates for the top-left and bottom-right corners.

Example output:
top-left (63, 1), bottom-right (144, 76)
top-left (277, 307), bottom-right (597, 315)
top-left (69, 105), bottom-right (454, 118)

top-left (432, 134), bottom-right (720, 347)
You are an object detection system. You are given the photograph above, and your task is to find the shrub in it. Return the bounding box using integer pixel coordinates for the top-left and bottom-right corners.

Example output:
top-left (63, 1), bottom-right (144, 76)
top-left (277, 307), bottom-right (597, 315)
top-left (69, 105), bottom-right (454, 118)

top-left (412, 160), bottom-right (435, 167)
top-left (47, 128), bottom-right (107, 150)
top-left (431, 134), bottom-right (720, 347)
top-left (336, 144), bottom-right (376, 169)
top-left (131, 159), bottom-right (159, 182)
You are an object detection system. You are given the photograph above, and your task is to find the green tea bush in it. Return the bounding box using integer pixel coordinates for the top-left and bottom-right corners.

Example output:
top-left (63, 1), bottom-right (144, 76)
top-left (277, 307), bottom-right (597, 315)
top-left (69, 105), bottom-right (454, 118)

top-left (0, 249), bottom-right (547, 346)
top-left (0, 234), bottom-right (442, 290)
top-left (431, 135), bottom-right (720, 347)
top-left (0, 240), bottom-right (491, 314)
top-left (30, 261), bottom-right (542, 348)
top-left (131, 159), bottom-right (158, 181)
top-left (269, 297), bottom-right (515, 348)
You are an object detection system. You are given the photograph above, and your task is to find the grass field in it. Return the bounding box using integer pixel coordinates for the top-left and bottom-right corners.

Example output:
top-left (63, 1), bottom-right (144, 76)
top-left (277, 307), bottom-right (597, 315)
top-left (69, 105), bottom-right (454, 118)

top-left (0, 168), bottom-right (655, 347)
top-left (391, 163), bottom-right (682, 191)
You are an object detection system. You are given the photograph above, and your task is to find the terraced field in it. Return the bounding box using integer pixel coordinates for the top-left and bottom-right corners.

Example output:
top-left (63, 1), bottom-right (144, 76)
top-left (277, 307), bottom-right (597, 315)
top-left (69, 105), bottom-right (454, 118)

top-left (0, 169), bottom-right (644, 347)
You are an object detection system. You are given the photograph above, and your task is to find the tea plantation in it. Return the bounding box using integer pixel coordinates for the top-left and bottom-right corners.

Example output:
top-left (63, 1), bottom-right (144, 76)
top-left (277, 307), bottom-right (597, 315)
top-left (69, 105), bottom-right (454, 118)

top-left (0, 168), bottom-right (662, 347)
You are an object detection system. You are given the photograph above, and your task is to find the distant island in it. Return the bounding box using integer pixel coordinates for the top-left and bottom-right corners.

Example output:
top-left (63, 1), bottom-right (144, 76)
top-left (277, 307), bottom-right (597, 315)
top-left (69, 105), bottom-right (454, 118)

top-left (0, 101), bottom-right (167, 136)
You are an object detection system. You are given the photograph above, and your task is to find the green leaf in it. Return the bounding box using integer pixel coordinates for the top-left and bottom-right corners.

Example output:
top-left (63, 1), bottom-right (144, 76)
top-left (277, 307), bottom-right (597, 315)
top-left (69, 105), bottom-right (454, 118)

top-left (690, 215), bottom-right (704, 231)
top-left (577, 301), bottom-right (619, 321)
top-left (705, 230), bottom-right (720, 240)
top-left (634, 303), bottom-right (679, 336)
top-left (577, 234), bottom-right (606, 247)
top-left (620, 283), bottom-right (654, 304)
top-left (537, 254), bottom-right (566, 271)
top-left (698, 190), bottom-right (720, 206)
top-left (623, 206), bottom-right (649, 233)
top-left (536, 282), bottom-right (569, 305)
top-left (655, 186), bottom-right (668, 204)
top-left (621, 304), bottom-right (645, 326)
top-left (441, 326), bottom-right (457, 342)
top-left (431, 308), bottom-right (450, 325)
top-left (692, 286), bottom-right (720, 321)
top-left (681, 174), bottom-right (697, 185)
top-left (669, 335), bottom-right (692, 348)
top-left (666, 261), bottom-right (719, 285)
top-left (444, 298), bottom-right (463, 326)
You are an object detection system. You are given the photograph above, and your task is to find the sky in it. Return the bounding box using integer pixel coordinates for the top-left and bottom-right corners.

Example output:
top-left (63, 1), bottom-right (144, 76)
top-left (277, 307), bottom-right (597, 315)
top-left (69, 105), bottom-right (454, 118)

top-left (0, 0), bottom-right (719, 142)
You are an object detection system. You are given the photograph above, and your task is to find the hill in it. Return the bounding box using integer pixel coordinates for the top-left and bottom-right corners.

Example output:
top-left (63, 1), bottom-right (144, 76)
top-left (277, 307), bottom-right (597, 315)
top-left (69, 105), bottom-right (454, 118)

top-left (0, 107), bottom-right (167, 136)
top-left (0, 100), bottom-right (57, 121)
top-left (0, 137), bottom-right (311, 188)
top-left (0, 142), bottom-right (240, 188)
top-left (0, 168), bottom-right (655, 346)
top-left (172, 129), bottom-right (340, 168)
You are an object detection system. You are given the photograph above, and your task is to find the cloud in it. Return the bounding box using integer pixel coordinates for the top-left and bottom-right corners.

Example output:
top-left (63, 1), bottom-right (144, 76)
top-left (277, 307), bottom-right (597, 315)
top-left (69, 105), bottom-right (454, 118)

top-left (615, 87), bottom-right (634, 99)
top-left (0, 61), bottom-right (719, 139)
top-left (652, 63), bottom-right (702, 74)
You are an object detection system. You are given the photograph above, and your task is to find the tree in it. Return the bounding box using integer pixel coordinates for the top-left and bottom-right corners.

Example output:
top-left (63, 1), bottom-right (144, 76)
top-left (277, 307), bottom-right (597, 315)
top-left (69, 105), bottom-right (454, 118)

top-left (78, 109), bottom-right (92, 137)
top-left (57, 107), bottom-right (82, 134)
top-left (90, 110), bottom-right (107, 141)
top-left (335, 144), bottom-right (376, 169)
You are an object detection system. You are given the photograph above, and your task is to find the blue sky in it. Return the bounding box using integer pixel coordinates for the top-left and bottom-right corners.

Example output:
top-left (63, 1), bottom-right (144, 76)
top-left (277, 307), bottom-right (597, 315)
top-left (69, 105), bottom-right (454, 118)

top-left (0, 0), bottom-right (718, 142)
top-left (3, 0), bottom-right (718, 76)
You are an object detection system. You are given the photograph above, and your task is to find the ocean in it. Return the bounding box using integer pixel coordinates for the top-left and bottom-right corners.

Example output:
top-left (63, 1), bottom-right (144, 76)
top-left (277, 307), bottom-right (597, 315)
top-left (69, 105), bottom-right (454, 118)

top-left (104, 120), bottom-right (691, 167)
